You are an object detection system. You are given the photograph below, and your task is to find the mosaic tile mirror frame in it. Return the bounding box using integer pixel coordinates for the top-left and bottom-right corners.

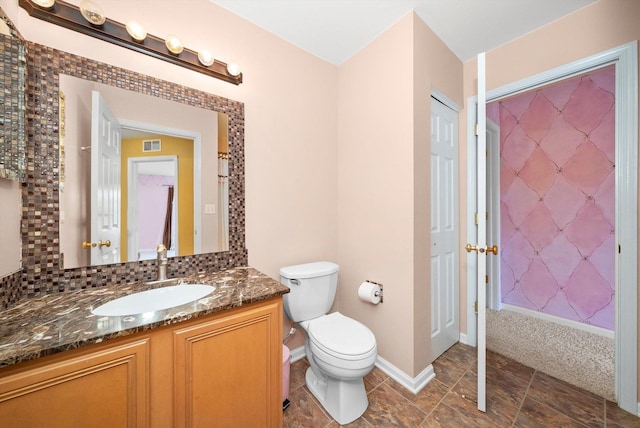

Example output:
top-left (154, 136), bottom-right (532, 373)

top-left (15, 42), bottom-right (246, 303)
top-left (0, 8), bottom-right (26, 181)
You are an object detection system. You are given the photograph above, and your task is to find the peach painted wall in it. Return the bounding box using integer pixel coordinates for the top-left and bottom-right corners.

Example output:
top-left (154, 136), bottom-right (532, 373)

top-left (0, 0), bottom-right (337, 345)
top-left (461, 0), bottom-right (640, 398)
top-left (0, 179), bottom-right (21, 275)
top-left (337, 12), bottom-right (462, 377)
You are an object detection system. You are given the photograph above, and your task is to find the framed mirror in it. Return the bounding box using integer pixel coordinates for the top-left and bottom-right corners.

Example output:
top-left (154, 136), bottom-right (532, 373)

top-left (59, 75), bottom-right (229, 269)
top-left (21, 42), bottom-right (246, 295)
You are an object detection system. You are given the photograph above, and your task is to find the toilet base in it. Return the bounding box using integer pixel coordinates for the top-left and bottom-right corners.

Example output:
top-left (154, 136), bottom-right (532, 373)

top-left (305, 366), bottom-right (368, 425)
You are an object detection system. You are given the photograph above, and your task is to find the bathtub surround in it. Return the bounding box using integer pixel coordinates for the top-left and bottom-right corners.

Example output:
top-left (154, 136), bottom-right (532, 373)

top-left (488, 66), bottom-right (616, 330)
top-left (0, 41), bottom-right (247, 309)
top-left (486, 307), bottom-right (614, 400)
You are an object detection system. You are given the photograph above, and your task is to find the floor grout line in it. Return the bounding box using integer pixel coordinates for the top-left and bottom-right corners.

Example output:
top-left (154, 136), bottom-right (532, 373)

top-left (511, 368), bottom-right (536, 427)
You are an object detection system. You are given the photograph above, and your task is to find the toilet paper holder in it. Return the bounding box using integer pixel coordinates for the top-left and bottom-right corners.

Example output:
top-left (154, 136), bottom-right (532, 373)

top-left (366, 280), bottom-right (383, 303)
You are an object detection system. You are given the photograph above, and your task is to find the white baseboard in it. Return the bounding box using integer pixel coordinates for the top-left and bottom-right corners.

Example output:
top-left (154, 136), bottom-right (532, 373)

top-left (459, 333), bottom-right (470, 346)
top-left (375, 355), bottom-right (435, 394)
top-left (287, 346), bottom-right (435, 394)
top-left (289, 345), bottom-right (306, 363)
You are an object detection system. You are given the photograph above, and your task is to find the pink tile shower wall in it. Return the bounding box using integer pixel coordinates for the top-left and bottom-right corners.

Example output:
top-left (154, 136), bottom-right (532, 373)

top-left (492, 65), bottom-right (615, 330)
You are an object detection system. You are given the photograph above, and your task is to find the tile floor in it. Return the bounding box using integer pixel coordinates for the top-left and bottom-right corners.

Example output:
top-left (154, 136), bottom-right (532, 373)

top-left (283, 342), bottom-right (640, 427)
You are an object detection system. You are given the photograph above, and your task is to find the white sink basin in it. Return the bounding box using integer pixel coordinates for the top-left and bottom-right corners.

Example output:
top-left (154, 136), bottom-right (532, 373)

top-left (92, 284), bottom-right (216, 316)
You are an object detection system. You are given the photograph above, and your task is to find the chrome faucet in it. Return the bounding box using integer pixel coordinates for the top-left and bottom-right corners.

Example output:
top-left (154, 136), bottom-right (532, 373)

top-left (157, 244), bottom-right (168, 281)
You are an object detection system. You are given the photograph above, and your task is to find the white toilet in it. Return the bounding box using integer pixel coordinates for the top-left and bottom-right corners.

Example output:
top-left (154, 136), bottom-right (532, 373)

top-left (280, 261), bottom-right (377, 425)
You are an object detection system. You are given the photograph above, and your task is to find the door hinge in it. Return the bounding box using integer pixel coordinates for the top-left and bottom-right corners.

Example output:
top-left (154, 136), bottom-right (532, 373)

top-left (475, 123), bottom-right (479, 136)
top-left (486, 275), bottom-right (489, 284)
top-left (474, 300), bottom-right (478, 313)
top-left (474, 212), bottom-right (488, 225)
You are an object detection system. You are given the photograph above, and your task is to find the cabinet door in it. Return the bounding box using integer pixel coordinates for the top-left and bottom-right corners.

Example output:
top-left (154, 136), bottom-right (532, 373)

top-left (0, 338), bottom-right (149, 428)
top-left (173, 301), bottom-right (282, 428)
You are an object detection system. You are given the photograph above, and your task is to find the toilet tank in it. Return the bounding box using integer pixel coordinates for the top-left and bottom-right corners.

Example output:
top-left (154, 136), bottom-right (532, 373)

top-left (280, 262), bottom-right (339, 322)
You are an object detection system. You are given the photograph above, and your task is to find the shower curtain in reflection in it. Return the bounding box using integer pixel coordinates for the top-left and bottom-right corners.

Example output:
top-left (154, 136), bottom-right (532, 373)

top-left (218, 153), bottom-right (229, 249)
top-left (162, 185), bottom-right (174, 250)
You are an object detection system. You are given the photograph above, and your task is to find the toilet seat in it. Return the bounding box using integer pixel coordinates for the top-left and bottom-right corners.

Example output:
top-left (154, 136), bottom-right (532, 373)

top-left (306, 312), bottom-right (376, 361)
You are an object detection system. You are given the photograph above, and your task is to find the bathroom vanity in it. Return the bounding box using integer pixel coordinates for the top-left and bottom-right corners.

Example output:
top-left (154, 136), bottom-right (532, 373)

top-left (0, 267), bottom-right (288, 427)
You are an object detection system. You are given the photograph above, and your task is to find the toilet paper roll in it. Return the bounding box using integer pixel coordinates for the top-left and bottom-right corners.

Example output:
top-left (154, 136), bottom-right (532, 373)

top-left (358, 281), bottom-right (381, 304)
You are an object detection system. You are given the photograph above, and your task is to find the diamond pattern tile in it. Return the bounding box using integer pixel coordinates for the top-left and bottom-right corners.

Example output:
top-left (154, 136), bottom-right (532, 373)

top-left (519, 203), bottom-right (558, 252)
top-left (519, 149), bottom-right (557, 197)
top-left (494, 65), bottom-right (615, 330)
top-left (520, 93), bottom-right (559, 142)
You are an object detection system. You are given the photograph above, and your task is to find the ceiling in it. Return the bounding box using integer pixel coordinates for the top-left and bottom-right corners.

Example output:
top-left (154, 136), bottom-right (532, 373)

top-left (209, 0), bottom-right (597, 65)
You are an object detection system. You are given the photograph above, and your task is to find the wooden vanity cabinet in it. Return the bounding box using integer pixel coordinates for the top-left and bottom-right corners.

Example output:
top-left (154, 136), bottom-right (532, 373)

top-left (0, 337), bottom-right (151, 427)
top-left (172, 299), bottom-right (283, 427)
top-left (0, 298), bottom-right (283, 428)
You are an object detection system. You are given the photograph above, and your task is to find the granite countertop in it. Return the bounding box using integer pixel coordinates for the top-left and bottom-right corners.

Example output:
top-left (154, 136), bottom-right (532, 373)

top-left (0, 267), bottom-right (289, 368)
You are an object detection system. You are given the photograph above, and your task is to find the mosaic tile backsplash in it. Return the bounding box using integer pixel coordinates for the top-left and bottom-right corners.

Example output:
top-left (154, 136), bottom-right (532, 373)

top-left (1, 41), bottom-right (246, 308)
top-left (487, 65), bottom-right (615, 330)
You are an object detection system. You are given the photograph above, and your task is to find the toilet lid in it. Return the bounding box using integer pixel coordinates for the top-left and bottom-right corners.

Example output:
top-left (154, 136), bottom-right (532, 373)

top-left (307, 312), bottom-right (376, 358)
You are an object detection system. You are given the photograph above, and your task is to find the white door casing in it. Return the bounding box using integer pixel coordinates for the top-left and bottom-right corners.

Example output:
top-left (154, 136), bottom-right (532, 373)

top-left (486, 119), bottom-right (501, 311)
top-left (91, 91), bottom-right (121, 265)
top-left (430, 95), bottom-right (460, 360)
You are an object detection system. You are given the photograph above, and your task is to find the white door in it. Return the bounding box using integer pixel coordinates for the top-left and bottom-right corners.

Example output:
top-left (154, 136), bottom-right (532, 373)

top-left (91, 91), bottom-right (121, 265)
top-left (430, 96), bottom-right (459, 360)
top-left (471, 53), bottom-right (488, 412)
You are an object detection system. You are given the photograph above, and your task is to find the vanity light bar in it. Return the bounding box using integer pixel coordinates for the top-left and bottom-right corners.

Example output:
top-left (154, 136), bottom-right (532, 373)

top-left (18, 0), bottom-right (243, 85)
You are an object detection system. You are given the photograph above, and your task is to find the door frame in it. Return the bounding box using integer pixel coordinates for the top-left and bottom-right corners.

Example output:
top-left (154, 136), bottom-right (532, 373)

top-left (120, 120), bottom-right (202, 254)
top-left (127, 155), bottom-right (179, 260)
top-left (465, 41), bottom-right (638, 413)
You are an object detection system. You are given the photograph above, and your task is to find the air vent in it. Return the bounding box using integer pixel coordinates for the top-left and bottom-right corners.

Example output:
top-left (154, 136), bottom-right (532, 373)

top-left (142, 139), bottom-right (161, 152)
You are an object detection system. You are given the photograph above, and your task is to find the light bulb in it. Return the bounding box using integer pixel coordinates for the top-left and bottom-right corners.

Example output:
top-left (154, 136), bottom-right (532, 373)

top-left (79, 0), bottom-right (106, 26)
top-left (31, 0), bottom-right (55, 8)
top-left (226, 63), bottom-right (240, 77)
top-left (126, 21), bottom-right (147, 42)
top-left (198, 49), bottom-right (214, 67)
top-left (165, 35), bottom-right (183, 55)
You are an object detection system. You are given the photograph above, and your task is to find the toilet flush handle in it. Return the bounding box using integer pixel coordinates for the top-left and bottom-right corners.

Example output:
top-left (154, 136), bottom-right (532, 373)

top-left (290, 279), bottom-right (301, 286)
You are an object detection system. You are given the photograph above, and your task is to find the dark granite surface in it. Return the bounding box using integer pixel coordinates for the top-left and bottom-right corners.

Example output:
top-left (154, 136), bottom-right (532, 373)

top-left (0, 267), bottom-right (289, 368)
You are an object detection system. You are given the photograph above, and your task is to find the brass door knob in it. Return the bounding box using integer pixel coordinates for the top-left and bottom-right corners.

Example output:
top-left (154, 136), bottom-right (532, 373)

top-left (98, 240), bottom-right (111, 248)
top-left (465, 244), bottom-right (478, 253)
top-left (486, 245), bottom-right (499, 255)
top-left (82, 241), bottom-right (96, 249)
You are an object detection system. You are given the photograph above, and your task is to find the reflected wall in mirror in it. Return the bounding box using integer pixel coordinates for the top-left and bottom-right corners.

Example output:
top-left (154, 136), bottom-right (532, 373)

top-left (59, 75), bottom-right (229, 269)
top-left (0, 8), bottom-right (26, 181)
